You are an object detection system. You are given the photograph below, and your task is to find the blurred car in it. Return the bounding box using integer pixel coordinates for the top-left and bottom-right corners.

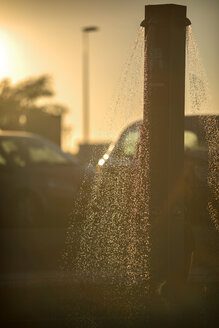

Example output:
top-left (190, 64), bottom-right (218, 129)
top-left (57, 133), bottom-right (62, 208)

top-left (96, 115), bottom-right (219, 283)
top-left (97, 116), bottom-right (217, 170)
top-left (0, 130), bottom-right (92, 228)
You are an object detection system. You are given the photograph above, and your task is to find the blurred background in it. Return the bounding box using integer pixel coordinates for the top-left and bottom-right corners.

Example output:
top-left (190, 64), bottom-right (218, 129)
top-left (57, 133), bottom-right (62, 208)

top-left (0, 0), bottom-right (219, 326)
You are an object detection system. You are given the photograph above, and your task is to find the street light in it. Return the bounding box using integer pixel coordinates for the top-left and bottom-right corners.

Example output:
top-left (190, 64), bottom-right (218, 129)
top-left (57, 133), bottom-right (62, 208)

top-left (82, 26), bottom-right (99, 144)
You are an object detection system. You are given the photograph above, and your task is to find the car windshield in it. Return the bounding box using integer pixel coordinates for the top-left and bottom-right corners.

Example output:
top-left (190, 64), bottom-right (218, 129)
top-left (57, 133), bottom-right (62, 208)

top-left (113, 126), bottom-right (207, 160)
top-left (0, 136), bottom-right (70, 167)
top-left (0, 152), bottom-right (7, 166)
top-left (113, 129), bottom-right (139, 159)
top-left (25, 138), bottom-right (69, 165)
top-left (0, 138), bottom-right (27, 167)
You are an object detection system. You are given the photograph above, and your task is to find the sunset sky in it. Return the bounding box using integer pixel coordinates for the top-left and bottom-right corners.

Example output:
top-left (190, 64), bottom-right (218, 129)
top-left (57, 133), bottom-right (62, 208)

top-left (0, 0), bottom-right (218, 151)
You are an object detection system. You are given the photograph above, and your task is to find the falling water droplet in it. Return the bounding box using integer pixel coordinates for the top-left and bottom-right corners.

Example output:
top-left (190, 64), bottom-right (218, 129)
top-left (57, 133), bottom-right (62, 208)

top-left (186, 25), bottom-right (219, 231)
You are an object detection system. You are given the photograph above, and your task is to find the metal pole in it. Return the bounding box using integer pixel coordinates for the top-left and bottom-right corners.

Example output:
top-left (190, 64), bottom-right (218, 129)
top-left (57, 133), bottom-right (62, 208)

top-left (82, 26), bottom-right (99, 144)
top-left (82, 32), bottom-right (89, 143)
top-left (142, 4), bottom-right (189, 293)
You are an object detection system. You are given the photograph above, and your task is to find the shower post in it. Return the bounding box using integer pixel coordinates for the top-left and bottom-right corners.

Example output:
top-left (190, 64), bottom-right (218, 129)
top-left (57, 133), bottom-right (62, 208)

top-left (142, 4), bottom-right (189, 293)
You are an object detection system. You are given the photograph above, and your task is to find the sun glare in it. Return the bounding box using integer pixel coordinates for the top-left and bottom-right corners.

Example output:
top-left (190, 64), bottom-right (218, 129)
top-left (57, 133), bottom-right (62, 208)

top-left (0, 30), bottom-right (12, 80)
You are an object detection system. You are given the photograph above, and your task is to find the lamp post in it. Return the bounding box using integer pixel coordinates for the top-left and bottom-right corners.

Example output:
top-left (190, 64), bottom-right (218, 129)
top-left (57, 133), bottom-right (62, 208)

top-left (82, 26), bottom-right (99, 144)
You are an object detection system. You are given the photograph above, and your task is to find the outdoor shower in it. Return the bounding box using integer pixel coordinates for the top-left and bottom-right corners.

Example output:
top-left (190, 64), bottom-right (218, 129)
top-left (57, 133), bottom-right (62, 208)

top-left (141, 4), bottom-right (191, 290)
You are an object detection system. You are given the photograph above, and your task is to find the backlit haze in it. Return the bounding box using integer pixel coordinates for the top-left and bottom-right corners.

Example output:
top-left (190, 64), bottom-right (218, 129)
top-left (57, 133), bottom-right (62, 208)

top-left (0, 0), bottom-right (218, 152)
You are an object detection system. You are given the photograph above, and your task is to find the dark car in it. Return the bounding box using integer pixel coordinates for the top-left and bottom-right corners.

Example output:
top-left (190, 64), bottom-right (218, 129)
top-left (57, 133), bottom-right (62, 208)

top-left (96, 115), bottom-right (219, 283)
top-left (0, 131), bottom-right (95, 280)
top-left (0, 131), bottom-right (91, 228)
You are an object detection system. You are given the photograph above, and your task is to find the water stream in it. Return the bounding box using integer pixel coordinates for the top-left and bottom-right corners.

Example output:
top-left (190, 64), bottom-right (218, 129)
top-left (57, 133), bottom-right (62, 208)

top-left (64, 28), bottom-right (149, 317)
top-left (186, 26), bottom-right (219, 231)
top-left (63, 25), bottom-right (218, 325)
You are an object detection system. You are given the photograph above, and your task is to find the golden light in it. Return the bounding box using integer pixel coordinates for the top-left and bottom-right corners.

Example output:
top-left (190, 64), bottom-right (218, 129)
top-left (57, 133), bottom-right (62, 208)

top-left (103, 154), bottom-right (109, 160)
top-left (98, 158), bottom-right (105, 166)
top-left (0, 30), bottom-right (12, 80)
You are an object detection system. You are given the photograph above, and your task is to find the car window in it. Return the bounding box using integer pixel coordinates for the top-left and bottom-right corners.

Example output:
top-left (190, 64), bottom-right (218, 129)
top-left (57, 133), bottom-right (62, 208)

top-left (184, 130), bottom-right (205, 150)
top-left (0, 153), bottom-right (7, 166)
top-left (26, 139), bottom-right (69, 165)
top-left (113, 126), bottom-right (205, 161)
top-left (114, 129), bottom-right (140, 159)
top-left (0, 139), bottom-right (26, 167)
top-left (122, 130), bottom-right (140, 157)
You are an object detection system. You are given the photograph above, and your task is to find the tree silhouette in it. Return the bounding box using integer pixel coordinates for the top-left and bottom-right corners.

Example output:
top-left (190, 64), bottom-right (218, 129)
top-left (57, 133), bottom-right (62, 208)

top-left (0, 74), bottom-right (68, 131)
top-left (10, 75), bottom-right (54, 106)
